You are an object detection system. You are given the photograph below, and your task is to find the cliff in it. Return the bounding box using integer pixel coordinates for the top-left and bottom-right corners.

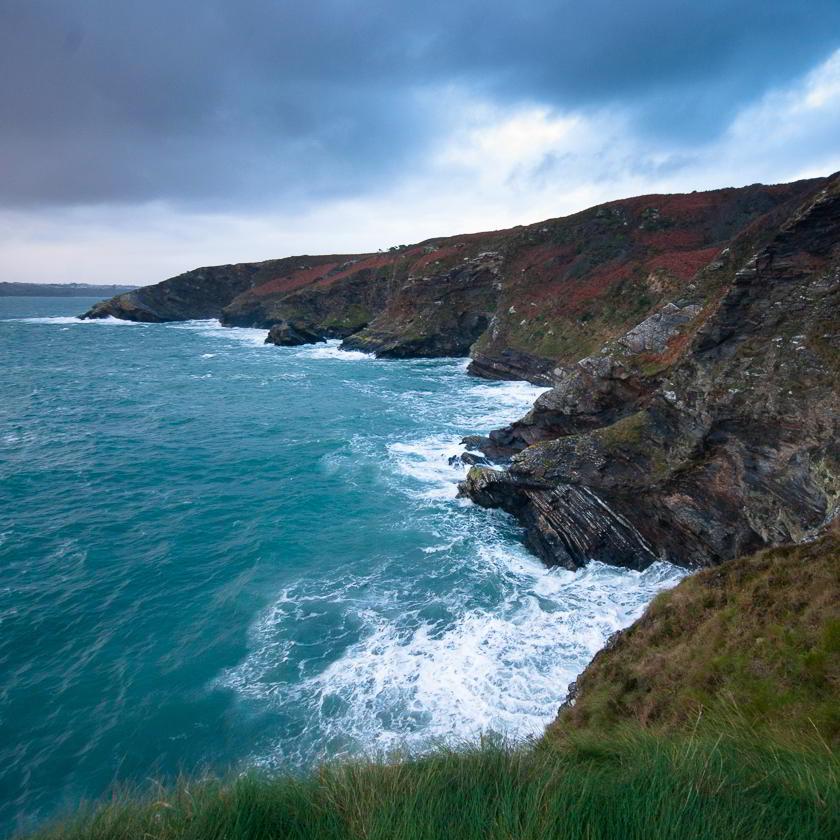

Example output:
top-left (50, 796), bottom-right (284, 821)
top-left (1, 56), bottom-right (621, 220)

top-left (460, 176), bottom-right (840, 570)
top-left (83, 178), bottom-right (822, 383)
top-left (83, 175), bottom-right (839, 572)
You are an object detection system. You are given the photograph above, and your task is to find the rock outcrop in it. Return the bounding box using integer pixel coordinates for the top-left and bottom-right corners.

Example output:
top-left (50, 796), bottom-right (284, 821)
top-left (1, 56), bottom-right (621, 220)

top-left (460, 176), bottom-right (840, 570)
top-left (265, 321), bottom-right (326, 346)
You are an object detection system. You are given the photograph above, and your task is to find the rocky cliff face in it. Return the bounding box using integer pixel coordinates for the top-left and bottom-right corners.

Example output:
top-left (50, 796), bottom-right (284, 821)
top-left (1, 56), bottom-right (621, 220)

top-left (460, 176), bottom-right (840, 570)
top-left (83, 179), bottom-right (822, 380)
top-left (81, 260), bottom-right (290, 322)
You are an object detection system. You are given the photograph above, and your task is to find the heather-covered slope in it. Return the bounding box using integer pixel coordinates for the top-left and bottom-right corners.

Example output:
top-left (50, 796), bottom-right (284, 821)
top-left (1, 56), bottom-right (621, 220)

top-left (460, 176), bottom-right (840, 570)
top-left (83, 179), bottom-right (823, 384)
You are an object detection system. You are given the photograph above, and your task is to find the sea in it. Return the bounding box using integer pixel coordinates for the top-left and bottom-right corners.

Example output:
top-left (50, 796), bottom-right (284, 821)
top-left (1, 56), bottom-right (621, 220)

top-left (0, 297), bottom-right (685, 834)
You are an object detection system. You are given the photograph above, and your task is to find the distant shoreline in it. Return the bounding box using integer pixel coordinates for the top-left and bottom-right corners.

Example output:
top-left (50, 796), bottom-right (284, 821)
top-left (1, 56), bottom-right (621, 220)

top-left (0, 282), bottom-right (138, 298)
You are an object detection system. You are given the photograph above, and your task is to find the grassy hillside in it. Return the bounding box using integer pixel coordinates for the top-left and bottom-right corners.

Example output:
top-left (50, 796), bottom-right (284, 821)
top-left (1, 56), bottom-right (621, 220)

top-left (552, 529), bottom-right (840, 745)
top-left (23, 531), bottom-right (840, 840)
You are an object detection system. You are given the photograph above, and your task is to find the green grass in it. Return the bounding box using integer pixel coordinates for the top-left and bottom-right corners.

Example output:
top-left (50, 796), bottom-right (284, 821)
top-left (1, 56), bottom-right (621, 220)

top-left (26, 727), bottom-right (839, 840)
top-left (555, 532), bottom-right (840, 744)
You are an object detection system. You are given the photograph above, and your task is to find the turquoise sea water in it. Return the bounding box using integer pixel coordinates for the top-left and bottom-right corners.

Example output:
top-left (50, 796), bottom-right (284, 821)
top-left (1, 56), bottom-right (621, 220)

top-left (0, 297), bottom-right (684, 835)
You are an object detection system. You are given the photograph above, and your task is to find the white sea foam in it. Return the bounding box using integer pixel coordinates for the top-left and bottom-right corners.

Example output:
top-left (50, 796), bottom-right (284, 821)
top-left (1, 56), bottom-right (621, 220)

top-left (296, 339), bottom-right (374, 361)
top-left (169, 319), bottom-right (269, 346)
top-left (13, 315), bottom-right (143, 325)
top-left (387, 436), bottom-right (466, 499)
top-left (386, 376), bottom-right (549, 500)
top-left (454, 380), bottom-right (550, 428)
top-left (222, 538), bottom-right (685, 765)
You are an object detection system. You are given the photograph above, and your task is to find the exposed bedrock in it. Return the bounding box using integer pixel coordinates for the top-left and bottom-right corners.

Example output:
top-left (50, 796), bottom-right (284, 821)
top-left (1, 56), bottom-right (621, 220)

top-left (460, 177), bottom-right (840, 570)
top-left (469, 354), bottom-right (658, 461)
top-left (462, 468), bottom-right (658, 571)
top-left (340, 252), bottom-right (501, 358)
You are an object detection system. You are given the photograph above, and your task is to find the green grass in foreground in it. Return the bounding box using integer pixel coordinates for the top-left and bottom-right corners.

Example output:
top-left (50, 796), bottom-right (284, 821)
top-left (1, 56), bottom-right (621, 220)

top-left (28, 727), bottom-right (839, 840)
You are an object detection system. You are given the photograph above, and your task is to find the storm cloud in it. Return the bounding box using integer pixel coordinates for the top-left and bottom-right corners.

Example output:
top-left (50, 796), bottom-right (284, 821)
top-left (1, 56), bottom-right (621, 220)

top-left (2, 0), bottom-right (839, 209)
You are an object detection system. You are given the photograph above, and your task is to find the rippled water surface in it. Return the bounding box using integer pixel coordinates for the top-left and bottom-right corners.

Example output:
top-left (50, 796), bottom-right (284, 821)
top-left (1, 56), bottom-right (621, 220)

top-left (0, 297), bottom-right (685, 833)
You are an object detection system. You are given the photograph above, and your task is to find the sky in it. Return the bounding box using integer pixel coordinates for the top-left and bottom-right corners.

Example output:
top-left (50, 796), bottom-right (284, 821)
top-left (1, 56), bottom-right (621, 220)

top-left (1, 1), bottom-right (840, 284)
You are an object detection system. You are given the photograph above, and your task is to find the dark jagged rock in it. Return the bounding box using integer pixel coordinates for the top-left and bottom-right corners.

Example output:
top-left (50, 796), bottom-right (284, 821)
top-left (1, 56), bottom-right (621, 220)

top-left (459, 467), bottom-right (659, 570)
top-left (265, 321), bottom-right (326, 347)
top-left (467, 348), bottom-right (555, 385)
top-left (473, 354), bottom-right (656, 459)
top-left (448, 450), bottom-right (490, 468)
top-left (460, 176), bottom-right (840, 570)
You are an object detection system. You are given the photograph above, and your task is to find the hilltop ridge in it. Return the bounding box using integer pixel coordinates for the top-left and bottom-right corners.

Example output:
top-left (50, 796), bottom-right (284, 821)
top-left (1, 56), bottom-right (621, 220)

top-left (84, 178), bottom-right (823, 383)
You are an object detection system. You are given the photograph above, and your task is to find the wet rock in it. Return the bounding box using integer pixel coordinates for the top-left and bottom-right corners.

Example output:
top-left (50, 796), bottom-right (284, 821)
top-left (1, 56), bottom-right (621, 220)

top-left (265, 321), bottom-right (325, 346)
top-left (448, 451), bottom-right (490, 468)
top-left (458, 467), bottom-right (659, 570)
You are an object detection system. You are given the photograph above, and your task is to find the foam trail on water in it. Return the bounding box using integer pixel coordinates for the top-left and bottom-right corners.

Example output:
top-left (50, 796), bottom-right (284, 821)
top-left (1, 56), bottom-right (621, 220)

top-left (12, 315), bottom-right (143, 325)
top-left (296, 340), bottom-right (375, 361)
top-left (168, 319), bottom-right (269, 346)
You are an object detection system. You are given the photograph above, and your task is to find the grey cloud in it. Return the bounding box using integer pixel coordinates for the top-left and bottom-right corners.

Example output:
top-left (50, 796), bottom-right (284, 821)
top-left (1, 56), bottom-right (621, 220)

top-left (1, 0), bottom-right (838, 208)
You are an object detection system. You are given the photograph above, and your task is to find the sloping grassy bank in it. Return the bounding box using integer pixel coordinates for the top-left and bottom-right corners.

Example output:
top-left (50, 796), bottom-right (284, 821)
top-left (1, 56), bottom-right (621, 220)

top-left (27, 729), bottom-right (839, 840)
top-left (552, 530), bottom-right (840, 744)
top-left (23, 531), bottom-right (840, 840)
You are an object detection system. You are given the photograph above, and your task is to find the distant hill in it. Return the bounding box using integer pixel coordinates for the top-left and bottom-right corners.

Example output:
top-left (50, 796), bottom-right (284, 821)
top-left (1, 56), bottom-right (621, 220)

top-left (0, 282), bottom-right (138, 297)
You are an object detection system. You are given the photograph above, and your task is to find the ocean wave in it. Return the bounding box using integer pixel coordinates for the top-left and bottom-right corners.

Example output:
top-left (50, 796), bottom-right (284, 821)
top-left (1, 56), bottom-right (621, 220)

top-left (387, 436), bottom-right (466, 499)
top-left (295, 340), bottom-right (375, 361)
top-left (168, 319), bottom-right (269, 346)
top-left (223, 536), bottom-right (684, 766)
top-left (385, 376), bottom-right (549, 500)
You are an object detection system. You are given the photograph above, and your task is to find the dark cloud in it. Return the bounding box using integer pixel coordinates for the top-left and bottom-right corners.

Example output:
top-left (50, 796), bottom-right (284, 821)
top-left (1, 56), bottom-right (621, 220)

top-left (1, 0), bottom-right (838, 207)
